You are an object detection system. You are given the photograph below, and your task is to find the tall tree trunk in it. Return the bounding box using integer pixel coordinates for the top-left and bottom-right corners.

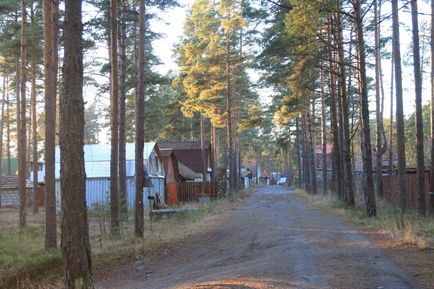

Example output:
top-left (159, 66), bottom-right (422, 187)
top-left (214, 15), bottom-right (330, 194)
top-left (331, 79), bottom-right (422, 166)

top-left (118, 0), bottom-right (128, 220)
top-left (320, 62), bottom-right (327, 194)
top-left (327, 18), bottom-right (343, 199)
top-left (200, 114), bottom-right (207, 181)
top-left (0, 77), bottom-right (5, 184)
top-left (389, 52), bottom-right (394, 175)
top-left (374, 0), bottom-right (384, 200)
top-left (307, 107), bottom-right (317, 194)
top-left (411, 0), bottom-right (426, 217)
top-left (110, 0), bottom-right (120, 235)
top-left (296, 118), bottom-right (302, 187)
top-left (44, 0), bottom-right (58, 249)
top-left (61, 0), bottom-right (93, 287)
top-left (6, 78), bottom-right (11, 176)
top-left (31, 0), bottom-right (39, 214)
top-left (430, 0), bottom-right (434, 215)
top-left (392, 0), bottom-right (407, 213)
top-left (18, 0), bottom-right (28, 227)
top-left (135, 0), bottom-right (145, 238)
top-left (354, 0), bottom-right (376, 217)
top-left (336, 7), bottom-right (355, 206)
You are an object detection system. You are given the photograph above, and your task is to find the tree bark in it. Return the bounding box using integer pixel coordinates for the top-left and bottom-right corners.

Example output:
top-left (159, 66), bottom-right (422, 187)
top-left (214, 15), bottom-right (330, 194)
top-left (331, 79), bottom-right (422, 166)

top-left (44, 0), bottom-right (58, 249)
top-left (0, 77), bottom-right (5, 185)
top-left (319, 56), bottom-right (327, 194)
top-left (354, 0), bottom-right (376, 217)
top-left (18, 0), bottom-right (28, 227)
top-left (392, 0), bottom-right (407, 213)
top-left (135, 0), bottom-right (146, 238)
top-left (118, 0), bottom-right (128, 220)
top-left (31, 0), bottom-right (39, 214)
top-left (327, 18), bottom-right (343, 199)
top-left (374, 0), bottom-right (384, 200)
top-left (430, 0), bottom-right (434, 215)
top-left (61, 0), bottom-right (93, 287)
top-left (110, 0), bottom-right (120, 235)
top-left (411, 0), bottom-right (426, 217)
top-left (336, 6), bottom-right (354, 206)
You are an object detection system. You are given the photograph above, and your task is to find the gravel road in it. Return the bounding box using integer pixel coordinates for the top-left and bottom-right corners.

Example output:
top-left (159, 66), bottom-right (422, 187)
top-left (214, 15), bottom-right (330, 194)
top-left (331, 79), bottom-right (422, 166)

top-left (96, 186), bottom-right (421, 289)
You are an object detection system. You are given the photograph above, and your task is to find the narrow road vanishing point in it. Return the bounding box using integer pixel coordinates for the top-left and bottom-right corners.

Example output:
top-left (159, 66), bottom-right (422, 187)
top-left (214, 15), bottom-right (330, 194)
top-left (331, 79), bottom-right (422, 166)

top-left (97, 186), bottom-right (421, 289)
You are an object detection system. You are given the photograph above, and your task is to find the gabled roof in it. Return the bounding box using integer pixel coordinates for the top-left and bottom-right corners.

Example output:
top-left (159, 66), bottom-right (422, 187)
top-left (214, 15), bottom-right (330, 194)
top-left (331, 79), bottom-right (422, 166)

top-left (157, 141), bottom-right (211, 174)
top-left (158, 141), bottom-right (210, 150)
top-left (178, 162), bottom-right (202, 180)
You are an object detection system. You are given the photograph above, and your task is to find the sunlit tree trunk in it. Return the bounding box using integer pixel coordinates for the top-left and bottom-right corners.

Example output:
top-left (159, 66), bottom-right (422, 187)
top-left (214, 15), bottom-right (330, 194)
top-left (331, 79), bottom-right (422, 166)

top-left (61, 0), bottom-right (93, 287)
top-left (320, 60), bottom-right (327, 194)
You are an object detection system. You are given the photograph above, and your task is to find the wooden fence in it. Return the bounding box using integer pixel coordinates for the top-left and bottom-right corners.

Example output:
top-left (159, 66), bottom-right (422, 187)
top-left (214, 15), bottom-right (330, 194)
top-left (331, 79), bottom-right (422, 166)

top-left (178, 181), bottom-right (217, 203)
top-left (382, 171), bottom-right (431, 209)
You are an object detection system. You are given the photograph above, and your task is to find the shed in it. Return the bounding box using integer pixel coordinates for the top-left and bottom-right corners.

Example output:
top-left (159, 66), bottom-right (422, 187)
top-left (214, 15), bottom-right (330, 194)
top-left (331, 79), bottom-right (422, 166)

top-left (52, 142), bottom-right (165, 209)
top-left (0, 176), bottom-right (33, 208)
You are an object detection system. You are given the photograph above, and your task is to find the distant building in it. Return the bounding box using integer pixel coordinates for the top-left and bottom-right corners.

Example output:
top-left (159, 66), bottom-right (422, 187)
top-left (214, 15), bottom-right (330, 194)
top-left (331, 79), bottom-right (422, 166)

top-left (315, 144), bottom-right (333, 169)
top-left (31, 142), bottom-right (166, 209)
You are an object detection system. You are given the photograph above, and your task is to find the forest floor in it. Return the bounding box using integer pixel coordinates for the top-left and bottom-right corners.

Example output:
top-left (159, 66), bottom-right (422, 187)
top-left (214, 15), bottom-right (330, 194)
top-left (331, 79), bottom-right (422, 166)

top-left (95, 185), bottom-right (433, 289)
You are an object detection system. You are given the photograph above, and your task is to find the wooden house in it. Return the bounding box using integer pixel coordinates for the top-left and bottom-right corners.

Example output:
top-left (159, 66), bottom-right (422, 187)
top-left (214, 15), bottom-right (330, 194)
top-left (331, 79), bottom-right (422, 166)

top-left (158, 141), bottom-right (214, 181)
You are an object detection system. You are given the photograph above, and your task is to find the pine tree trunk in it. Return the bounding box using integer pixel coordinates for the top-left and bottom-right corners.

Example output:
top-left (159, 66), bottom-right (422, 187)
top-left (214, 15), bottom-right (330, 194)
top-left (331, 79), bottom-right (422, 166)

top-left (0, 77), bottom-right (5, 186)
top-left (430, 0), bottom-right (434, 215)
top-left (118, 0), bottom-right (128, 220)
top-left (135, 0), bottom-right (146, 238)
top-left (374, 0), bottom-right (384, 199)
top-left (411, 0), bottom-right (426, 217)
top-left (391, 0), bottom-right (407, 213)
top-left (6, 79), bottom-right (11, 176)
top-left (18, 0), bottom-right (28, 227)
top-left (307, 107), bottom-right (317, 194)
top-left (110, 0), bottom-right (120, 235)
top-left (320, 63), bottom-right (327, 194)
top-left (44, 0), bottom-right (58, 249)
top-left (31, 0), bottom-right (38, 214)
top-left (336, 8), bottom-right (354, 206)
top-left (296, 118), bottom-right (302, 187)
top-left (354, 0), bottom-right (376, 217)
top-left (61, 0), bottom-right (93, 287)
top-left (389, 52), bottom-right (394, 175)
top-left (327, 18), bottom-right (343, 200)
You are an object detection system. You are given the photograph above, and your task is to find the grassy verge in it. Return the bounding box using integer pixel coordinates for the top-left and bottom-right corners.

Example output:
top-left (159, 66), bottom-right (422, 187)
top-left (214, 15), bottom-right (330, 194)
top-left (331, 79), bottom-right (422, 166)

top-left (0, 196), bottom-right (238, 289)
top-left (294, 189), bottom-right (434, 249)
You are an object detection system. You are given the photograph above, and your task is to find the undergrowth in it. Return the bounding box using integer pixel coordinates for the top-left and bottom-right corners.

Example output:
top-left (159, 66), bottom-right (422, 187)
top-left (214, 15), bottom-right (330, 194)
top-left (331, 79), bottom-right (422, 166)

top-left (0, 195), bottom-right (238, 289)
top-left (295, 189), bottom-right (434, 250)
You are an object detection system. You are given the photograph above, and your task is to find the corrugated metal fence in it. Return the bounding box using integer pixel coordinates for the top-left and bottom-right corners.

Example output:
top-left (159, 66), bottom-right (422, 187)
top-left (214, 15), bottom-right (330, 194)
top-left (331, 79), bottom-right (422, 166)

top-left (55, 176), bottom-right (165, 210)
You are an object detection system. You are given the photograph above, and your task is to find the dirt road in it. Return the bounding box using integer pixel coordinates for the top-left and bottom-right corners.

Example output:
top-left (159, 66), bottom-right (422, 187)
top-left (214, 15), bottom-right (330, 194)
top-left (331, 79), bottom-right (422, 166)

top-left (96, 186), bottom-right (421, 289)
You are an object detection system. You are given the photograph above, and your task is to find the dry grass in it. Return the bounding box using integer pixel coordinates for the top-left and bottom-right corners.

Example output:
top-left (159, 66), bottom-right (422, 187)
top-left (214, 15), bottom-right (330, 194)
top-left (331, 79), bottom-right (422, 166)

top-left (294, 189), bottom-right (434, 249)
top-left (0, 197), bottom-right (236, 289)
